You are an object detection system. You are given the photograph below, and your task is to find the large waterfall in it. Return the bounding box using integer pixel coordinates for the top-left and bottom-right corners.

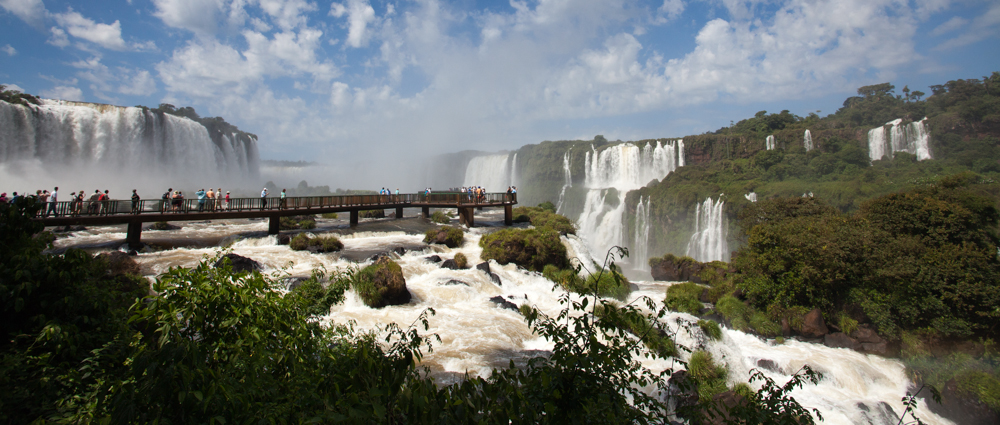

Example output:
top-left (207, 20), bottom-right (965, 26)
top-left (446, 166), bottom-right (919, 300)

top-left (0, 99), bottom-right (259, 193)
top-left (463, 153), bottom-right (516, 191)
top-left (686, 197), bottom-right (728, 262)
top-left (555, 150), bottom-right (572, 214)
top-left (577, 140), bottom-right (683, 268)
top-left (867, 118), bottom-right (932, 161)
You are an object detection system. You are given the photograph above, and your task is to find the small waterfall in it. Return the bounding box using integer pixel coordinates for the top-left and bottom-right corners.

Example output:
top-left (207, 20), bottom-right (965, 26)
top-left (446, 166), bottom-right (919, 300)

top-left (510, 153), bottom-right (518, 188)
top-left (803, 130), bottom-right (813, 152)
top-left (555, 150), bottom-right (572, 214)
top-left (686, 197), bottom-right (728, 262)
top-left (765, 135), bottom-right (775, 150)
top-left (744, 192), bottom-right (757, 202)
top-left (463, 153), bottom-right (514, 191)
top-left (0, 99), bottom-right (259, 191)
top-left (867, 118), bottom-right (932, 161)
top-left (577, 140), bottom-right (683, 262)
top-left (632, 196), bottom-right (650, 271)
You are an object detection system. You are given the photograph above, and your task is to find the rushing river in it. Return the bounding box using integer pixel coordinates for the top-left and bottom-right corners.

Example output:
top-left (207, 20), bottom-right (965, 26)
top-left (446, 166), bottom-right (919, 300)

top-left (49, 210), bottom-right (953, 425)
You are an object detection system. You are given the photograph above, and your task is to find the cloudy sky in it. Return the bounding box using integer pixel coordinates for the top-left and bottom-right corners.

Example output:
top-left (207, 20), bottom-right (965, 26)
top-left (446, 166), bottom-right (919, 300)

top-left (2, 0), bottom-right (999, 173)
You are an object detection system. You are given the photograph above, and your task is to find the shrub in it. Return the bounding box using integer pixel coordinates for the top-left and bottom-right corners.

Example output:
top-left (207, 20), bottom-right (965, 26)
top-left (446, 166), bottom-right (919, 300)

top-left (430, 210), bottom-right (450, 224)
top-left (280, 215), bottom-right (317, 230)
top-left (552, 264), bottom-right (631, 300)
top-left (698, 319), bottom-right (723, 340)
top-left (289, 233), bottom-right (343, 253)
top-left (287, 269), bottom-right (351, 316)
top-left (837, 312), bottom-right (859, 336)
top-left (453, 252), bottom-right (468, 269)
top-left (424, 226), bottom-right (464, 248)
top-left (715, 295), bottom-right (748, 322)
top-left (352, 257), bottom-right (410, 308)
top-left (688, 351), bottom-right (729, 403)
top-left (479, 227), bottom-right (569, 272)
top-left (596, 303), bottom-right (678, 358)
top-left (359, 209), bottom-right (385, 219)
top-left (320, 212), bottom-right (338, 219)
top-left (665, 282), bottom-right (704, 315)
top-left (748, 311), bottom-right (780, 337)
top-left (511, 206), bottom-right (576, 234)
top-left (537, 201), bottom-right (556, 213)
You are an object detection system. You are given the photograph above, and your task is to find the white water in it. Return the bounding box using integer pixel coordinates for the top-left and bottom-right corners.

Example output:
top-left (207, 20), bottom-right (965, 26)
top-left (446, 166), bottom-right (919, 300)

top-left (577, 140), bottom-right (683, 268)
top-left (744, 192), bottom-right (758, 202)
top-left (766, 135), bottom-right (776, 150)
top-left (49, 218), bottom-right (954, 424)
top-left (867, 118), bottom-right (932, 161)
top-left (463, 153), bottom-right (515, 191)
top-left (686, 196), bottom-right (728, 262)
top-left (555, 150), bottom-right (572, 214)
top-left (632, 196), bottom-right (650, 271)
top-left (0, 99), bottom-right (259, 194)
top-left (803, 130), bottom-right (813, 152)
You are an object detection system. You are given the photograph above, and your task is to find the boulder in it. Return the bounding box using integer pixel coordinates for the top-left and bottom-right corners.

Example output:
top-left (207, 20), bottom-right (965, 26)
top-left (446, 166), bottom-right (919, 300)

top-left (488, 295), bottom-right (518, 312)
top-left (800, 308), bottom-right (829, 338)
top-left (780, 318), bottom-right (792, 337)
top-left (441, 259), bottom-right (461, 270)
top-left (146, 222), bottom-right (181, 231)
top-left (850, 325), bottom-right (885, 344)
top-left (276, 234), bottom-right (291, 245)
top-left (824, 332), bottom-right (862, 350)
top-left (861, 342), bottom-right (888, 355)
top-left (443, 279), bottom-right (469, 286)
top-left (666, 370), bottom-right (700, 417)
top-left (476, 262), bottom-right (491, 274)
top-left (649, 256), bottom-right (707, 283)
top-left (98, 251), bottom-right (141, 276)
top-left (488, 272), bottom-right (502, 286)
top-left (424, 255), bottom-right (442, 263)
top-left (755, 359), bottom-right (781, 373)
top-left (214, 253), bottom-right (261, 273)
top-left (355, 257), bottom-right (411, 308)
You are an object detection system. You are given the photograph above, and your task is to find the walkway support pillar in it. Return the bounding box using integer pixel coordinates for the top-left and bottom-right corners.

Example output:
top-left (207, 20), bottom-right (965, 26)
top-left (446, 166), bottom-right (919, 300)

top-left (459, 207), bottom-right (475, 227)
top-left (350, 210), bottom-right (359, 227)
top-left (126, 220), bottom-right (143, 250)
top-left (268, 215), bottom-right (280, 235)
top-left (396, 207), bottom-right (404, 219)
top-left (422, 207), bottom-right (430, 218)
top-left (504, 205), bottom-right (513, 226)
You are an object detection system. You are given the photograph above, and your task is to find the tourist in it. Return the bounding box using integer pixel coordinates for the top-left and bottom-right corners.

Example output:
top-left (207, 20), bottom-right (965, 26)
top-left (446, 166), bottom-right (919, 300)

top-left (280, 189), bottom-right (287, 209)
top-left (216, 188), bottom-right (223, 210)
top-left (225, 191), bottom-right (231, 210)
top-left (131, 189), bottom-right (140, 214)
top-left (395, 188), bottom-right (399, 201)
top-left (88, 190), bottom-right (101, 214)
top-left (46, 187), bottom-right (58, 217)
top-left (37, 190), bottom-right (48, 217)
top-left (260, 187), bottom-right (268, 210)
top-left (206, 188), bottom-right (215, 211)
top-left (0, 193), bottom-right (7, 203)
top-left (100, 190), bottom-right (110, 215)
top-left (196, 188), bottom-right (207, 212)
top-left (161, 188), bottom-right (172, 213)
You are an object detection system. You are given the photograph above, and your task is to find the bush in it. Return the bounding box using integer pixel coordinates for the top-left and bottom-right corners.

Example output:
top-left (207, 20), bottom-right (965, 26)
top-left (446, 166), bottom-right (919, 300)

top-left (716, 295), bottom-right (748, 322)
top-left (280, 215), bottom-right (317, 230)
top-left (537, 201), bottom-right (556, 213)
top-left (287, 269), bottom-right (352, 316)
top-left (453, 252), bottom-right (468, 269)
top-left (479, 227), bottom-right (569, 272)
top-left (512, 206), bottom-right (576, 234)
top-left (688, 351), bottom-right (729, 403)
top-left (352, 257), bottom-right (410, 308)
top-left (430, 210), bottom-right (450, 224)
top-left (424, 226), bottom-right (464, 248)
top-left (289, 233), bottom-right (343, 253)
top-left (665, 282), bottom-right (704, 315)
top-left (698, 319), bottom-right (723, 340)
top-left (320, 212), bottom-right (338, 219)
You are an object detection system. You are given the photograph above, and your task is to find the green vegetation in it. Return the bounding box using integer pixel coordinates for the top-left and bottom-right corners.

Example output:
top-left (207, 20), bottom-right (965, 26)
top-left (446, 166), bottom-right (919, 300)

top-left (512, 205), bottom-right (577, 234)
top-left (688, 351), bottom-right (729, 403)
top-left (148, 103), bottom-right (258, 148)
top-left (289, 233), bottom-right (343, 253)
top-left (280, 215), bottom-right (317, 230)
top-left (537, 201), bottom-right (556, 212)
top-left (352, 257), bottom-right (409, 308)
top-left (430, 210), bottom-right (450, 224)
top-left (479, 227), bottom-right (569, 272)
top-left (0, 84), bottom-right (40, 107)
top-left (453, 252), bottom-right (468, 269)
top-left (320, 212), bottom-right (339, 219)
top-left (149, 221), bottom-right (175, 230)
top-left (665, 282), bottom-right (704, 315)
top-left (423, 225), bottom-right (464, 248)
top-left (698, 319), bottom-right (723, 340)
top-left (286, 269), bottom-right (351, 316)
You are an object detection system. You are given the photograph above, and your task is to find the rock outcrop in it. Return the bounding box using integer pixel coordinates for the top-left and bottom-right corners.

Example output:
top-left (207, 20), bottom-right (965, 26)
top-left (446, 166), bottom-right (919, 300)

top-left (214, 253), bottom-right (261, 273)
top-left (800, 308), bottom-right (829, 338)
top-left (355, 256), bottom-right (411, 308)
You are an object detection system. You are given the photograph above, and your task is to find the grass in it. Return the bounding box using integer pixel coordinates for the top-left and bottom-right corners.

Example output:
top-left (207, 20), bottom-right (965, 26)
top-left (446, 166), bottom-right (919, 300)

top-left (698, 319), bottom-right (723, 340)
top-left (665, 282), bottom-right (704, 315)
top-left (430, 210), bottom-right (450, 224)
top-left (688, 350), bottom-right (729, 403)
top-left (289, 233), bottom-right (343, 253)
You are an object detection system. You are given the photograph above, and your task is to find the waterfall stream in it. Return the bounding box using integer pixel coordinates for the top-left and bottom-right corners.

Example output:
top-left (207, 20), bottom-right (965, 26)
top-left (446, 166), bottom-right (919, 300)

top-left (867, 118), bottom-right (932, 161)
top-left (686, 196), bottom-right (728, 262)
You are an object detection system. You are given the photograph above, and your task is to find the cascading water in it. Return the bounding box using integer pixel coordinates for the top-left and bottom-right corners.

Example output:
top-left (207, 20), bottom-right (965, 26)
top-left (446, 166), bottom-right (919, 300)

top-left (0, 99), bottom-right (259, 192)
top-left (632, 196), bottom-right (650, 271)
top-left (463, 153), bottom-right (515, 191)
top-left (510, 153), bottom-right (518, 188)
top-left (867, 118), bottom-right (932, 161)
top-left (803, 130), bottom-right (813, 152)
top-left (686, 196), bottom-right (728, 262)
top-left (577, 140), bottom-right (683, 269)
top-left (766, 135), bottom-right (775, 150)
top-left (555, 150), bottom-right (572, 214)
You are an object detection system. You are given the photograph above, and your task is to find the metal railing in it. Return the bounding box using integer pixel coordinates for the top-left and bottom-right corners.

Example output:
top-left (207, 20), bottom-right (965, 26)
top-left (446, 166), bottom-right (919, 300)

top-left (28, 192), bottom-right (517, 218)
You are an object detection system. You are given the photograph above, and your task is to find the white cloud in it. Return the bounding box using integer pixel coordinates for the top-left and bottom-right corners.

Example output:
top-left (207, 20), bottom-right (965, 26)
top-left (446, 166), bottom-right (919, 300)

top-left (1, 44), bottom-right (15, 55)
top-left (932, 16), bottom-right (966, 36)
top-left (658, 0), bottom-right (685, 21)
top-left (0, 0), bottom-right (47, 29)
top-left (257, 0), bottom-right (317, 31)
top-left (153, 0), bottom-right (227, 35)
top-left (330, 0), bottom-right (376, 48)
top-left (3, 83), bottom-right (25, 92)
top-left (157, 39), bottom-right (260, 96)
top-left (41, 85), bottom-right (84, 101)
top-left (47, 27), bottom-right (70, 48)
top-left (71, 57), bottom-right (158, 99)
top-left (53, 9), bottom-right (128, 50)
top-left (934, 3), bottom-right (1000, 50)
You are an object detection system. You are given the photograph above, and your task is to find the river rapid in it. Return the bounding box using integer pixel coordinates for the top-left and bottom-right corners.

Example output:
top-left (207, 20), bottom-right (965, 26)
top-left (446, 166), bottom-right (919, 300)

top-left (49, 210), bottom-right (953, 425)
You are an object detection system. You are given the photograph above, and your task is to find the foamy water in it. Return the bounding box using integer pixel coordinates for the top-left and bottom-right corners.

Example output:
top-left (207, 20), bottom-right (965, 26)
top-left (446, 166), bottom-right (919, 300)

top-left (48, 214), bottom-right (953, 425)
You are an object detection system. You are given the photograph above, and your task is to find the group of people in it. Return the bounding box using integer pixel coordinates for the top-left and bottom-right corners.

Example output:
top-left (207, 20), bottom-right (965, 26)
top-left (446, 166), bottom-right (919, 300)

top-left (161, 187), bottom-right (231, 213)
top-left (0, 187), bottom-right (62, 216)
top-left (456, 185), bottom-right (516, 203)
top-left (0, 187), bottom-right (129, 216)
top-left (379, 187), bottom-right (400, 202)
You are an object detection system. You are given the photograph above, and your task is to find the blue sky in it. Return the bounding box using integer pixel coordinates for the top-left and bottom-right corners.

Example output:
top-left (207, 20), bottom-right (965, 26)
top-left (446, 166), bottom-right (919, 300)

top-left (2, 0), bottom-right (999, 167)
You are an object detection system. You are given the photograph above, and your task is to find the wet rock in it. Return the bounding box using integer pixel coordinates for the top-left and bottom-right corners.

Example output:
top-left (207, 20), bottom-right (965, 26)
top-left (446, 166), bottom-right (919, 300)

top-left (704, 391), bottom-right (751, 425)
top-left (780, 318), bottom-right (792, 337)
top-left (489, 295), bottom-right (518, 312)
top-left (850, 324), bottom-right (884, 344)
top-left (53, 225), bottom-right (87, 233)
top-left (824, 332), bottom-right (861, 350)
top-left (369, 252), bottom-right (392, 262)
top-left (755, 359), bottom-right (781, 373)
top-left (127, 250), bottom-right (138, 256)
top-left (214, 253), bottom-right (261, 273)
top-left (476, 262), bottom-right (491, 274)
top-left (666, 370), bottom-right (700, 418)
top-left (358, 257), bottom-right (411, 308)
top-left (923, 378), bottom-right (1000, 425)
top-left (441, 259), bottom-right (461, 269)
top-left (488, 272), bottom-right (502, 285)
top-left (443, 279), bottom-right (469, 286)
top-left (424, 255), bottom-right (442, 263)
top-left (98, 251), bottom-right (141, 276)
top-left (649, 256), bottom-right (708, 283)
top-left (146, 221), bottom-right (181, 231)
top-left (800, 308), bottom-right (829, 338)
top-left (276, 234), bottom-right (291, 245)
top-left (393, 246), bottom-right (408, 255)
top-left (699, 288), bottom-right (711, 303)
top-left (861, 342), bottom-right (888, 355)
top-left (284, 277), bottom-right (309, 291)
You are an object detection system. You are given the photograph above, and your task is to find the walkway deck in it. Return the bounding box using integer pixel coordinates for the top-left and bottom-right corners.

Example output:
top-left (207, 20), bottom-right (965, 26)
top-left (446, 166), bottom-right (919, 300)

top-left (33, 192), bottom-right (517, 249)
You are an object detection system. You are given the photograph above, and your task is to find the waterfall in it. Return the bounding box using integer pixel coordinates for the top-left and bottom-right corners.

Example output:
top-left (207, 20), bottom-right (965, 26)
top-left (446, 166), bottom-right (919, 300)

top-left (744, 192), bottom-right (757, 202)
top-left (463, 153), bottom-right (514, 191)
top-left (510, 153), bottom-right (518, 188)
top-left (577, 140), bottom-right (683, 265)
top-left (686, 197), bottom-right (728, 262)
top-left (555, 150), bottom-right (572, 214)
top-left (765, 135), bottom-right (775, 150)
top-left (0, 99), bottom-right (259, 192)
top-left (867, 118), bottom-right (932, 161)
top-left (632, 196), bottom-right (650, 271)
top-left (803, 130), bottom-right (813, 152)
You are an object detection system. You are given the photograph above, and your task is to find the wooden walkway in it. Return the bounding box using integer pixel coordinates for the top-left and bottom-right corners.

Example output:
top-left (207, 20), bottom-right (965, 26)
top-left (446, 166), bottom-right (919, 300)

top-left (33, 192), bottom-right (517, 249)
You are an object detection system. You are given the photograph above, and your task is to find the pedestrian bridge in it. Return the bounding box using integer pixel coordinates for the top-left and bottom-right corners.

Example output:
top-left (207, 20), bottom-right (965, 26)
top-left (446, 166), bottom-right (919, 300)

top-left (33, 192), bottom-right (517, 249)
